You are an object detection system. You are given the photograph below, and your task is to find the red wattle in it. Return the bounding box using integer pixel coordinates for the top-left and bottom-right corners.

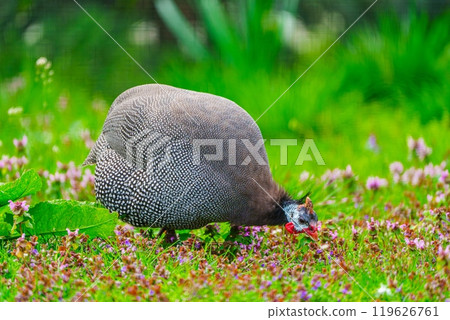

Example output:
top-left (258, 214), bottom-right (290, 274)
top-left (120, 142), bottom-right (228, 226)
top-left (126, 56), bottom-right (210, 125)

top-left (285, 222), bottom-right (301, 234)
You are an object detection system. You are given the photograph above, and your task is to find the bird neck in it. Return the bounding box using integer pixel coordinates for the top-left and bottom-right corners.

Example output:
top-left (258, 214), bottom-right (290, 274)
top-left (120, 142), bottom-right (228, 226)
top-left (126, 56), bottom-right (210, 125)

top-left (262, 191), bottom-right (294, 226)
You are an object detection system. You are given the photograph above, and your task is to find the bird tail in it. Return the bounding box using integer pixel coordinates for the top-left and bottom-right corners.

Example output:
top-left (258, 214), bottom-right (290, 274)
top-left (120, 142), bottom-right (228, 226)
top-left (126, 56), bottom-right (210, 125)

top-left (82, 133), bottom-right (108, 166)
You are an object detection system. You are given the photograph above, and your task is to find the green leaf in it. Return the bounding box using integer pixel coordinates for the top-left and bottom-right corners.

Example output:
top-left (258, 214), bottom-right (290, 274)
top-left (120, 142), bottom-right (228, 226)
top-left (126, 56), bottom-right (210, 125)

top-left (0, 169), bottom-right (42, 206)
top-left (218, 222), bottom-right (231, 239)
top-left (0, 222), bottom-right (12, 237)
top-left (28, 200), bottom-right (118, 238)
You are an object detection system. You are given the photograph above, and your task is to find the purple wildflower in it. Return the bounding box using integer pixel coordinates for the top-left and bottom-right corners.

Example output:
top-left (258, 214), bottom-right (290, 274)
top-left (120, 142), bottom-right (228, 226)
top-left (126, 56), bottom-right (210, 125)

top-left (437, 245), bottom-right (450, 261)
top-left (367, 134), bottom-right (380, 152)
top-left (351, 225), bottom-right (357, 235)
top-left (66, 228), bottom-right (79, 237)
top-left (48, 172), bottom-right (66, 184)
top-left (341, 286), bottom-right (351, 295)
top-left (366, 176), bottom-right (388, 190)
top-left (435, 192), bottom-right (445, 203)
top-left (408, 137), bottom-right (432, 161)
top-left (13, 135), bottom-right (28, 151)
top-left (299, 290), bottom-right (312, 301)
top-left (439, 170), bottom-right (449, 184)
top-left (386, 220), bottom-right (399, 231)
top-left (321, 169), bottom-right (341, 185)
top-left (311, 280), bottom-right (321, 290)
top-left (8, 200), bottom-right (29, 215)
top-left (413, 238), bottom-right (425, 250)
top-left (343, 165), bottom-right (353, 179)
top-left (389, 161), bottom-right (404, 175)
top-left (330, 230), bottom-right (338, 240)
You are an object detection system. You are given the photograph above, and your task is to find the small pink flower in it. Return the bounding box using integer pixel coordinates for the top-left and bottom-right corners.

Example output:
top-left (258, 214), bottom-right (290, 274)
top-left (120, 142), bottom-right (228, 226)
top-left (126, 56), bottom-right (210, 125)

top-left (66, 228), bottom-right (79, 237)
top-left (439, 170), bottom-right (448, 184)
top-left (351, 225), bottom-right (357, 235)
top-left (316, 221), bottom-right (322, 232)
top-left (408, 137), bottom-right (432, 161)
top-left (366, 176), bottom-right (388, 190)
top-left (367, 134), bottom-right (379, 152)
top-left (8, 200), bottom-right (30, 215)
top-left (16, 156), bottom-right (28, 167)
top-left (437, 245), bottom-right (450, 261)
top-left (435, 192), bottom-right (445, 203)
top-left (330, 230), bottom-right (338, 240)
top-left (343, 165), bottom-right (353, 179)
top-left (389, 162), bottom-right (404, 175)
top-left (386, 220), bottom-right (399, 231)
top-left (413, 238), bottom-right (425, 250)
top-left (13, 135), bottom-right (28, 150)
top-left (405, 237), bottom-right (413, 246)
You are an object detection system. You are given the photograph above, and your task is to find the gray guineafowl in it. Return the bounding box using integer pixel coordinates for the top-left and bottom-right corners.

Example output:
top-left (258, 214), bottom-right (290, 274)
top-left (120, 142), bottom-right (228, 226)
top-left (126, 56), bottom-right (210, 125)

top-left (83, 84), bottom-right (318, 240)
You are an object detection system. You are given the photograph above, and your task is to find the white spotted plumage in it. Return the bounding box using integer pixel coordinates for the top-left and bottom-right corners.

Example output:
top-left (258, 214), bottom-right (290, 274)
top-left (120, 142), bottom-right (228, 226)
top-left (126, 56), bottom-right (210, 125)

top-left (84, 84), bottom-right (285, 230)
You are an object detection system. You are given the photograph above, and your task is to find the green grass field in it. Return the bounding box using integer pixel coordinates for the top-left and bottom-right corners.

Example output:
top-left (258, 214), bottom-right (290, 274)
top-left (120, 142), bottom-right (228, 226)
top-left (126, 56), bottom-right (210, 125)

top-left (0, 2), bottom-right (449, 301)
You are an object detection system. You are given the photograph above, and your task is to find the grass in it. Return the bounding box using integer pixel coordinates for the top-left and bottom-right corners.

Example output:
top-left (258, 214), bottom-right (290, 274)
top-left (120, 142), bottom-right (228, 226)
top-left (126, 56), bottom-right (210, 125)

top-left (0, 6), bottom-right (449, 301)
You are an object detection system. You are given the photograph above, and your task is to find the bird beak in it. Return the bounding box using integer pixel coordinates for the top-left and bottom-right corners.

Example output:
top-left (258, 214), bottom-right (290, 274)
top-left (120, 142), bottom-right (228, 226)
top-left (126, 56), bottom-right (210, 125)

top-left (303, 227), bottom-right (318, 241)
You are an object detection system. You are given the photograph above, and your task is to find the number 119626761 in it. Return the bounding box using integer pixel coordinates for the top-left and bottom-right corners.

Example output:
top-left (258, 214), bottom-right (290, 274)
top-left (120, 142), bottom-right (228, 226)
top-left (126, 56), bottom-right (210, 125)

top-left (373, 306), bottom-right (439, 317)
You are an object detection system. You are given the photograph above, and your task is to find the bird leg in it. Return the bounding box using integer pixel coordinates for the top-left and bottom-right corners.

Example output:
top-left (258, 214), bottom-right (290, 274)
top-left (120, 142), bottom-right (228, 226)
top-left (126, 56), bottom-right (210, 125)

top-left (157, 228), bottom-right (178, 243)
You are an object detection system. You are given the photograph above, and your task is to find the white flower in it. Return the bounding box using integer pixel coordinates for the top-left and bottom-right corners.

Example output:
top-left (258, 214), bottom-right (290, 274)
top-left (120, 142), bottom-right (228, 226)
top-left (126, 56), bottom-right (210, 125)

top-left (377, 284), bottom-right (392, 296)
top-left (7, 107), bottom-right (23, 115)
top-left (36, 57), bottom-right (48, 66)
top-left (299, 171), bottom-right (310, 182)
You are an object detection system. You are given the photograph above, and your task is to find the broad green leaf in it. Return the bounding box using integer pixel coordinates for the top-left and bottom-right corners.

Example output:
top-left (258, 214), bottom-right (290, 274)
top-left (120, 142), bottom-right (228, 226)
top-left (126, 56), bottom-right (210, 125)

top-left (0, 222), bottom-right (11, 237)
top-left (0, 169), bottom-right (42, 207)
top-left (28, 200), bottom-right (117, 238)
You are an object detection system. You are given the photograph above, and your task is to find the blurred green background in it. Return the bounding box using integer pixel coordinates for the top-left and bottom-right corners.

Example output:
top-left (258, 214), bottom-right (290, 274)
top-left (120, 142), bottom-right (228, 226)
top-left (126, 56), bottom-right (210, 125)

top-left (1, 0), bottom-right (449, 184)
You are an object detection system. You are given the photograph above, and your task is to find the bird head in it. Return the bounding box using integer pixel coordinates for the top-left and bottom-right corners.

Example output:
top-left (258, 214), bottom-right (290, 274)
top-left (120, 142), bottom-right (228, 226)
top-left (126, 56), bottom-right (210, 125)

top-left (284, 196), bottom-right (318, 240)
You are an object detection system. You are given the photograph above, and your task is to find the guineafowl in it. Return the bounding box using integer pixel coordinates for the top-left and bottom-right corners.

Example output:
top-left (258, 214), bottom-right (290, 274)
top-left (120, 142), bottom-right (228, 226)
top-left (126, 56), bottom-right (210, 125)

top-left (83, 84), bottom-right (318, 240)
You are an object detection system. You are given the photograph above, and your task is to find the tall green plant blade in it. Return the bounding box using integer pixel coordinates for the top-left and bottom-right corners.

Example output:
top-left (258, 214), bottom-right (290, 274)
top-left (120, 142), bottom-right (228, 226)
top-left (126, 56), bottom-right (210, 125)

top-left (28, 200), bottom-right (118, 238)
top-left (242, 0), bottom-right (282, 68)
top-left (196, 0), bottom-right (239, 63)
top-left (0, 169), bottom-right (42, 206)
top-left (155, 0), bottom-right (208, 60)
